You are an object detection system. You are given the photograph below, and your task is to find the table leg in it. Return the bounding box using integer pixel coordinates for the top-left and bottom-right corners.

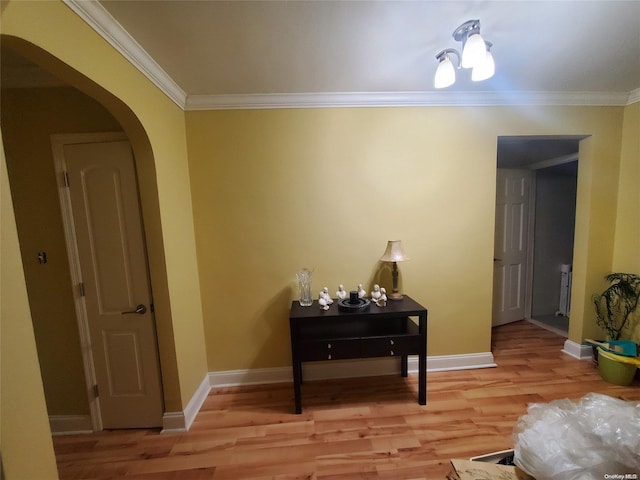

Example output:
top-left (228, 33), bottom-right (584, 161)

top-left (293, 361), bottom-right (302, 414)
top-left (418, 312), bottom-right (427, 405)
top-left (401, 355), bottom-right (408, 377)
top-left (418, 352), bottom-right (426, 405)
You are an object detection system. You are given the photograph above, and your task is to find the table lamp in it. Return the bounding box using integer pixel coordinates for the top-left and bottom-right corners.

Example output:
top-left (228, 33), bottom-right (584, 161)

top-left (379, 240), bottom-right (409, 300)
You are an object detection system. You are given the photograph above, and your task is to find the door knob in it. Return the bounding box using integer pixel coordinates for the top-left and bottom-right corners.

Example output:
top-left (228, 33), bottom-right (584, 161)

top-left (121, 304), bottom-right (147, 315)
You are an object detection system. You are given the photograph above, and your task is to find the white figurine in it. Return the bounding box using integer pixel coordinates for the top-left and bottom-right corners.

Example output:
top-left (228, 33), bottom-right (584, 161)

top-left (371, 284), bottom-right (382, 304)
top-left (318, 296), bottom-right (329, 310)
top-left (336, 284), bottom-right (347, 300)
top-left (321, 287), bottom-right (333, 305)
top-left (372, 284), bottom-right (387, 307)
top-left (378, 287), bottom-right (388, 307)
top-left (318, 287), bottom-right (332, 310)
top-left (357, 283), bottom-right (367, 298)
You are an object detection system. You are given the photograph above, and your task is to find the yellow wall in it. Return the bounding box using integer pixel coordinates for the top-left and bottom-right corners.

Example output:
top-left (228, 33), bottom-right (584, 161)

top-left (186, 105), bottom-right (624, 371)
top-left (612, 102), bottom-right (640, 342)
top-left (1, 131), bottom-right (59, 479)
top-left (2, 87), bottom-right (123, 416)
top-left (613, 102), bottom-right (640, 272)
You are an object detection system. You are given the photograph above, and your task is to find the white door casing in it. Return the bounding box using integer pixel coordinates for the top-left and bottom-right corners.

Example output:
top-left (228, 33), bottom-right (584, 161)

top-left (493, 169), bottom-right (532, 326)
top-left (52, 133), bottom-right (163, 429)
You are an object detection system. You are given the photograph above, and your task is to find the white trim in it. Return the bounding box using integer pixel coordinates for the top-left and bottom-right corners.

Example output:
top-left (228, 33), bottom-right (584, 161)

top-left (49, 415), bottom-right (93, 436)
top-left (628, 88), bottom-right (640, 105)
top-left (161, 374), bottom-right (211, 433)
top-left (63, 0), bottom-right (186, 109)
top-left (161, 412), bottom-right (187, 433)
top-left (426, 352), bottom-right (496, 372)
top-left (183, 375), bottom-right (211, 431)
top-left (208, 353), bottom-right (496, 388)
top-left (562, 339), bottom-right (594, 360)
top-left (209, 366), bottom-right (292, 388)
top-left (185, 91), bottom-right (633, 111)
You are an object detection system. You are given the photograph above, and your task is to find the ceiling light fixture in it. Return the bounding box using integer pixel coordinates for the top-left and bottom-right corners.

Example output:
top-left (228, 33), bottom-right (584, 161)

top-left (434, 19), bottom-right (495, 88)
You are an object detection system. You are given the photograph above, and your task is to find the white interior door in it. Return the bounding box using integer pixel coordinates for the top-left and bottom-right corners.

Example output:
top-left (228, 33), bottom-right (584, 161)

top-left (54, 133), bottom-right (163, 429)
top-left (493, 169), bottom-right (531, 326)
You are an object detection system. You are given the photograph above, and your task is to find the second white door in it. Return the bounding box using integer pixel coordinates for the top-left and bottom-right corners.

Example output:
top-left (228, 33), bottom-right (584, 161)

top-left (493, 169), bottom-right (531, 326)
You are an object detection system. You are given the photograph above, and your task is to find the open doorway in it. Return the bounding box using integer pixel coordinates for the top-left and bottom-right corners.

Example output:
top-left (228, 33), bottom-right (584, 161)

top-left (529, 160), bottom-right (578, 335)
top-left (493, 135), bottom-right (584, 337)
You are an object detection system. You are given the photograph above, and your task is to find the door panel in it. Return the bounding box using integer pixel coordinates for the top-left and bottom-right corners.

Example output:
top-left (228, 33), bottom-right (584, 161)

top-left (506, 263), bottom-right (522, 309)
top-left (80, 164), bottom-right (139, 312)
top-left (493, 169), bottom-right (531, 326)
top-left (103, 330), bottom-right (145, 395)
top-left (63, 138), bottom-right (163, 428)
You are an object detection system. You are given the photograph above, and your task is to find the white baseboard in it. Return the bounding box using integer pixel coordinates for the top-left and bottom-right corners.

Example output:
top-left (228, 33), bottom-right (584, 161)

top-left (161, 374), bottom-right (211, 433)
top-left (49, 414), bottom-right (93, 436)
top-left (161, 411), bottom-right (186, 433)
top-left (562, 339), bottom-right (594, 360)
top-left (208, 352), bottom-right (496, 388)
top-left (426, 352), bottom-right (496, 372)
top-left (208, 365), bottom-right (292, 387)
top-left (184, 374), bottom-right (211, 429)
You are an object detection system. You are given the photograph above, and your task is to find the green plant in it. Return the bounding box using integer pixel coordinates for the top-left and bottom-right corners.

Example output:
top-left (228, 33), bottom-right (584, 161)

top-left (593, 273), bottom-right (640, 340)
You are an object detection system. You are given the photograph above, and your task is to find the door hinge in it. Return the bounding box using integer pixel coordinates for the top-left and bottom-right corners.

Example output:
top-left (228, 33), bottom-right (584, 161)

top-left (92, 384), bottom-right (99, 398)
top-left (63, 171), bottom-right (70, 188)
top-left (79, 282), bottom-right (85, 297)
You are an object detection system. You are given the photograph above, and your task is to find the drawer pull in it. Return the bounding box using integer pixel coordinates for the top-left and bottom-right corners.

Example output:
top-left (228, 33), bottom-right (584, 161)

top-left (328, 354), bottom-right (332, 360)
top-left (328, 343), bottom-right (332, 349)
top-left (390, 340), bottom-right (395, 345)
top-left (390, 350), bottom-right (394, 356)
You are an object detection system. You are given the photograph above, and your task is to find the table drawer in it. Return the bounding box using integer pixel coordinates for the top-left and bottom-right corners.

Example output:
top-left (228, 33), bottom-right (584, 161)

top-left (298, 339), bottom-right (360, 361)
top-left (360, 335), bottom-right (422, 358)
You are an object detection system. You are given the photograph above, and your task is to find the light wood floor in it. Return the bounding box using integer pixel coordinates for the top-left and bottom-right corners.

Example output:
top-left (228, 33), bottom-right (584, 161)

top-left (54, 321), bottom-right (640, 480)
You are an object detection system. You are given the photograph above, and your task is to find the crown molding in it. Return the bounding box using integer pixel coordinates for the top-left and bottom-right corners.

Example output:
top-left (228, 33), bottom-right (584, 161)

top-left (185, 90), bottom-right (633, 111)
top-left (628, 88), bottom-right (640, 105)
top-left (64, 0), bottom-right (187, 109)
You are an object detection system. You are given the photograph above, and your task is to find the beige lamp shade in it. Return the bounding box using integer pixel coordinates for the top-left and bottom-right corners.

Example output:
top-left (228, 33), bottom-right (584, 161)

top-left (380, 240), bottom-right (409, 263)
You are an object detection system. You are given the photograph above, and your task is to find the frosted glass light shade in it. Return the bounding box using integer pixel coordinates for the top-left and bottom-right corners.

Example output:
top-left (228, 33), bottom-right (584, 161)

top-left (461, 33), bottom-right (486, 68)
top-left (434, 56), bottom-right (456, 88)
top-left (472, 50), bottom-right (495, 81)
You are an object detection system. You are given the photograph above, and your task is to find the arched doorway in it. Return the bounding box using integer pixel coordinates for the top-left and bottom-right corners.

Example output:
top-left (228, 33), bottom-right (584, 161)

top-left (1, 36), bottom-right (177, 432)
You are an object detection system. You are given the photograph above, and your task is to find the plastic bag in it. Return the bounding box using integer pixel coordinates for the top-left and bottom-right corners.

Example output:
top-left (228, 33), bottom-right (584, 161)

top-left (513, 393), bottom-right (640, 480)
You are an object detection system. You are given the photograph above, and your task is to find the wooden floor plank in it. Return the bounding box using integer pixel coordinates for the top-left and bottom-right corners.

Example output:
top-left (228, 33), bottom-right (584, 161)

top-left (54, 321), bottom-right (640, 479)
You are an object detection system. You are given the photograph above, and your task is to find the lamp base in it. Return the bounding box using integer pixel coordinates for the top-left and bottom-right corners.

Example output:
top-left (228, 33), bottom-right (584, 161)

top-left (388, 292), bottom-right (404, 301)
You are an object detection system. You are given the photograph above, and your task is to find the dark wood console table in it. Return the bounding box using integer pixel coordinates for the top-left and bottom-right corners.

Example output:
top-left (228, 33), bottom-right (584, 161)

top-left (289, 295), bottom-right (427, 413)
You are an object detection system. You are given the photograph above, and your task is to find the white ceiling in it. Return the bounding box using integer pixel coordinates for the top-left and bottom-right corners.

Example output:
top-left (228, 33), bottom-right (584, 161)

top-left (91, 0), bottom-right (640, 108)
